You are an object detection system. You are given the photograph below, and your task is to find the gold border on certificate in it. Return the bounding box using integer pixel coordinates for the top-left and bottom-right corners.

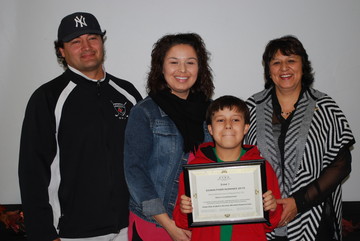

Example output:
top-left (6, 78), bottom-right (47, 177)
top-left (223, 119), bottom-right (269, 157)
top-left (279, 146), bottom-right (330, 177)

top-left (183, 160), bottom-right (269, 227)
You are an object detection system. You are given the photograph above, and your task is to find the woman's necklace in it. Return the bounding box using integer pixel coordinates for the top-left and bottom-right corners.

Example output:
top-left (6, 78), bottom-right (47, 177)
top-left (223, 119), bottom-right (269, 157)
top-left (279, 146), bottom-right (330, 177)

top-left (277, 89), bottom-right (299, 118)
top-left (281, 110), bottom-right (293, 116)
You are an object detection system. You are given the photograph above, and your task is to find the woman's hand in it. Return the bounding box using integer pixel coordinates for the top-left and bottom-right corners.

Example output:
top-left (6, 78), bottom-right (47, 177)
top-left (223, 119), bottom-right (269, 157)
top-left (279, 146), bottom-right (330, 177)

top-left (166, 219), bottom-right (192, 241)
top-left (180, 195), bottom-right (193, 214)
top-left (263, 190), bottom-right (277, 212)
top-left (154, 213), bottom-right (191, 241)
top-left (276, 197), bottom-right (298, 227)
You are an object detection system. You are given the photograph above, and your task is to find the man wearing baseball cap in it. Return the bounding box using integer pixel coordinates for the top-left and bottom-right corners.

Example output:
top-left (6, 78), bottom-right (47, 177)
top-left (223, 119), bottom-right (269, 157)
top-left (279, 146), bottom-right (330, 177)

top-left (19, 12), bottom-right (142, 241)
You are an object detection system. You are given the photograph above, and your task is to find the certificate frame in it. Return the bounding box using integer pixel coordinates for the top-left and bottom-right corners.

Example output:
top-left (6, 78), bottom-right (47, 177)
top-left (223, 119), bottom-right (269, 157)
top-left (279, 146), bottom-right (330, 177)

top-left (183, 159), bottom-right (269, 227)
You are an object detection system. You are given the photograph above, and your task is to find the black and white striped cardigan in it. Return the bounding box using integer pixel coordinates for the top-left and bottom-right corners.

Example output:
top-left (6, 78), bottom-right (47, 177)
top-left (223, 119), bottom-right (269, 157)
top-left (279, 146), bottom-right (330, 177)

top-left (245, 87), bottom-right (355, 241)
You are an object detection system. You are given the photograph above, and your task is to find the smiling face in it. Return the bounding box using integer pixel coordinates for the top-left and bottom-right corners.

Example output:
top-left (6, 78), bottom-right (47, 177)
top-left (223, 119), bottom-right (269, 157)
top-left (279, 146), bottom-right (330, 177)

top-left (162, 44), bottom-right (198, 99)
top-left (60, 34), bottom-right (105, 79)
top-left (269, 50), bottom-right (303, 94)
top-left (208, 107), bottom-right (250, 154)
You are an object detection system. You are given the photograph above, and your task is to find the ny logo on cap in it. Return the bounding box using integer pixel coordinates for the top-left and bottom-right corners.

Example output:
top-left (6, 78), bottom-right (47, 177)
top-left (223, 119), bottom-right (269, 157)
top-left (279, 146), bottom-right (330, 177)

top-left (74, 15), bottom-right (87, 28)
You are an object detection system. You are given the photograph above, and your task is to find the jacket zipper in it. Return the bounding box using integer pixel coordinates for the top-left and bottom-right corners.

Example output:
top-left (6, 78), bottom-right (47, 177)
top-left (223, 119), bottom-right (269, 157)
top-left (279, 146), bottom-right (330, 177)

top-left (97, 80), bottom-right (101, 96)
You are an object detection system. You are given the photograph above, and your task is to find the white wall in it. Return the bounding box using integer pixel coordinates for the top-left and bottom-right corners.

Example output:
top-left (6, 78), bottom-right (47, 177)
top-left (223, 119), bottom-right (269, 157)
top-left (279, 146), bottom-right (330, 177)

top-left (0, 0), bottom-right (359, 203)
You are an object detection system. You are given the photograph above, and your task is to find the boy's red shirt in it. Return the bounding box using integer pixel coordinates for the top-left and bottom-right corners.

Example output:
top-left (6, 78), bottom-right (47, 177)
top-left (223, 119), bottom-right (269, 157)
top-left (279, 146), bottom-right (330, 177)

top-left (173, 142), bottom-right (282, 241)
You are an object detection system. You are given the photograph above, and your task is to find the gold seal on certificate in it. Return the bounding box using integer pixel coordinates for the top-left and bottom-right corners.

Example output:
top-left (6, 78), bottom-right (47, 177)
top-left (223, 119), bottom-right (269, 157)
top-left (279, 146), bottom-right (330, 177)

top-left (183, 159), bottom-right (269, 227)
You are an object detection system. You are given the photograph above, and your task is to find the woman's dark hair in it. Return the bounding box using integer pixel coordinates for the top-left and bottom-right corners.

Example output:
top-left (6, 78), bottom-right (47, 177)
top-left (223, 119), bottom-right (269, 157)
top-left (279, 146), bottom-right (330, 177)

top-left (147, 33), bottom-right (214, 99)
top-left (206, 95), bottom-right (250, 125)
top-left (262, 35), bottom-right (314, 89)
top-left (54, 34), bottom-right (106, 69)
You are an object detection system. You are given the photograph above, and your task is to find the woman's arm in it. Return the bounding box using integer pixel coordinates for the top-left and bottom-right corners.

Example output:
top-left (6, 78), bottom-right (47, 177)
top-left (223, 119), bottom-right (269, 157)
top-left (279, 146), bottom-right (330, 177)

top-left (154, 213), bottom-right (191, 241)
top-left (292, 146), bottom-right (352, 213)
top-left (277, 147), bottom-right (351, 226)
top-left (124, 104), bottom-right (166, 216)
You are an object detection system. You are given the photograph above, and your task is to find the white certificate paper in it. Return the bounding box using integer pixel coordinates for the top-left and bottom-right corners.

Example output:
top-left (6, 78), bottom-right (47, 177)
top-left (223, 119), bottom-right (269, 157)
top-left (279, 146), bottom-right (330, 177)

top-left (183, 160), bottom-right (268, 227)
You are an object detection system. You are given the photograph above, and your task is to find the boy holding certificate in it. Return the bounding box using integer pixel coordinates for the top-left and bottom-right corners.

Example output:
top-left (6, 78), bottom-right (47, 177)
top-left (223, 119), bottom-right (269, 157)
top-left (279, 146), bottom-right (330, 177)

top-left (173, 95), bottom-right (282, 241)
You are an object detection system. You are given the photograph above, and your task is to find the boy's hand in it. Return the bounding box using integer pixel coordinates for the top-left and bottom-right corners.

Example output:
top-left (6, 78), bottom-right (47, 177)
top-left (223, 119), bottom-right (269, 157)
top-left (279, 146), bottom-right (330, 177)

top-left (180, 195), bottom-right (193, 214)
top-left (263, 190), bottom-right (277, 212)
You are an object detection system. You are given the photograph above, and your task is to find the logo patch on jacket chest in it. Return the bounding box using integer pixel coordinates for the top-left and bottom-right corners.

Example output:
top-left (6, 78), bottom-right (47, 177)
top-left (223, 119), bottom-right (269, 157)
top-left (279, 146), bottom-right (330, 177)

top-left (111, 101), bottom-right (127, 119)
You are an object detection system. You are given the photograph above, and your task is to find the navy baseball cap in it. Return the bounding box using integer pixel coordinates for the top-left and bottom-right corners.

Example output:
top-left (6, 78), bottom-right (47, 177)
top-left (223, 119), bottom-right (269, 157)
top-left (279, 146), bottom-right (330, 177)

top-left (57, 12), bottom-right (105, 42)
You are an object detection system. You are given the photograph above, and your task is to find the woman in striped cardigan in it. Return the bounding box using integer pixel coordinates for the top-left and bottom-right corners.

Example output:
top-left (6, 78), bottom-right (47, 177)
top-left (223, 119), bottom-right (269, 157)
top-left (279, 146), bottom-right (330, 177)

top-left (245, 35), bottom-right (355, 241)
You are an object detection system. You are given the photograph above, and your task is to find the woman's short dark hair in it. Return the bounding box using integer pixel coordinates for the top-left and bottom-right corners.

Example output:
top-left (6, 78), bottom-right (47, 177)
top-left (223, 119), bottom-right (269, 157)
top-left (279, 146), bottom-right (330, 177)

top-left (147, 33), bottom-right (214, 99)
top-left (262, 35), bottom-right (314, 89)
top-left (206, 95), bottom-right (250, 125)
top-left (54, 35), bottom-right (106, 69)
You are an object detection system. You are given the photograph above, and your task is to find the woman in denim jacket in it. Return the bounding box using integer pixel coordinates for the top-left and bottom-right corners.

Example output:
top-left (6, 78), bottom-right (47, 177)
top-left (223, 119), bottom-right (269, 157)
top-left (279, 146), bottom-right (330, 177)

top-left (124, 33), bottom-right (214, 241)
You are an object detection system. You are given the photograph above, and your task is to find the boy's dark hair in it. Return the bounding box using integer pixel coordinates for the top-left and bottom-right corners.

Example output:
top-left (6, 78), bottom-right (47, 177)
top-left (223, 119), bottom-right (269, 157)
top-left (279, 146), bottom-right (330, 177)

top-left (206, 95), bottom-right (250, 125)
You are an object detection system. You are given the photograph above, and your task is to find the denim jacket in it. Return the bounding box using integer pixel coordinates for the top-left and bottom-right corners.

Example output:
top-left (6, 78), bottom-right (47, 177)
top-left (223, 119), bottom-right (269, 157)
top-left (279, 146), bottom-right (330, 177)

top-left (124, 96), bottom-right (210, 225)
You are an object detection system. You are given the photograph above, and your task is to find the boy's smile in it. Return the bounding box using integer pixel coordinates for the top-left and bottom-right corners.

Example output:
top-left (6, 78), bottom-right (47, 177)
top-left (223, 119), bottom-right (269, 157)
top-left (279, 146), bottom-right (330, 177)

top-left (208, 107), bottom-right (250, 159)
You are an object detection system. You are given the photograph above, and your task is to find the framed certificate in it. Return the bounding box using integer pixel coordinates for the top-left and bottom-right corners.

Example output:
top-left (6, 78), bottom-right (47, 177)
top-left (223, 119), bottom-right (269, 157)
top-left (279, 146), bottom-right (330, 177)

top-left (183, 159), bottom-right (269, 227)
